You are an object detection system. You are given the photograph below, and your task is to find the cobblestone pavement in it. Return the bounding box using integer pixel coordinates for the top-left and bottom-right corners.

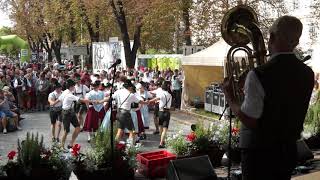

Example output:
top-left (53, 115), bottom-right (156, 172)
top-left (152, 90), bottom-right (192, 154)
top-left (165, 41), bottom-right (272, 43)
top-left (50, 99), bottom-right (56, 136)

top-left (0, 110), bottom-right (209, 179)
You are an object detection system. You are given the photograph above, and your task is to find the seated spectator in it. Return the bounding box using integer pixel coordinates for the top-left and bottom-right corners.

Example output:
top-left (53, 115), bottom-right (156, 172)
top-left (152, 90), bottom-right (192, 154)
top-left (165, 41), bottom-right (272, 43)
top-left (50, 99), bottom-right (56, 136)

top-left (0, 111), bottom-right (7, 134)
top-left (0, 89), bottom-right (21, 130)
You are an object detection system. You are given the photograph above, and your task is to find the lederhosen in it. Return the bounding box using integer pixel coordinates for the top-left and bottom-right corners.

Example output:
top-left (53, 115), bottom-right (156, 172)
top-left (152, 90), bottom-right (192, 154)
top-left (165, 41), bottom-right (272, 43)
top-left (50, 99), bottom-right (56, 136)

top-left (61, 95), bottom-right (80, 133)
top-left (158, 94), bottom-right (171, 128)
top-left (74, 85), bottom-right (87, 114)
top-left (117, 93), bottom-right (134, 131)
top-left (49, 92), bottom-right (62, 124)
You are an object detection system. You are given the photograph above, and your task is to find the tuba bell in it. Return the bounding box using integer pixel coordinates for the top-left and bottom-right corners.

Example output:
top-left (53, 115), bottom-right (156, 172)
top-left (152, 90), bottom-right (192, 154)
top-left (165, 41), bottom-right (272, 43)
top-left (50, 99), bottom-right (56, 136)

top-left (221, 5), bottom-right (267, 102)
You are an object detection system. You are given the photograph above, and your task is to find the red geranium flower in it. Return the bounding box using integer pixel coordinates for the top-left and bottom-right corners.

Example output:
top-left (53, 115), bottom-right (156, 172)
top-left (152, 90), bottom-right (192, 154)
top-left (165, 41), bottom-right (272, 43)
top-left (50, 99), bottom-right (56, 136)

top-left (186, 132), bottom-right (196, 142)
top-left (71, 144), bottom-right (81, 156)
top-left (232, 128), bottom-right (240, 135)
top-left (7, 151), bottom-right (16, 160)
top-left (116, 143), bottom-right (126, 151)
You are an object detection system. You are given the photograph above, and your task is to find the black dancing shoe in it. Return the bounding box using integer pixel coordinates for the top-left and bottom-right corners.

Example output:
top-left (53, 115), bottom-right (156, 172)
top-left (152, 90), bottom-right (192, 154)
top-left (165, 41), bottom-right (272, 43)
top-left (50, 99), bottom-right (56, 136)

top-left (158, 144), bottom-right (165, 149)
top-left (67, 144), bottom-right (73, 149)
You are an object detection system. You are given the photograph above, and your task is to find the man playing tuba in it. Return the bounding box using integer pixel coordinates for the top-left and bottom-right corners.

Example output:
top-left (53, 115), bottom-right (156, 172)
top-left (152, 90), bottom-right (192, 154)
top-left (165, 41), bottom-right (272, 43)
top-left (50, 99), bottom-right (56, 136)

top-left (223, 16), bottom-right (314, 180)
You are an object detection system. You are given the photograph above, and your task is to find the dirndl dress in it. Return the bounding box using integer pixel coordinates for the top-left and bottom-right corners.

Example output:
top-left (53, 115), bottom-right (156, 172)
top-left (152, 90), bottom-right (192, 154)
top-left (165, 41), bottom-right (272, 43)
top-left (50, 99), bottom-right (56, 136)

top-left (101, 109), bottom-right (111, 129)
top-left (83, 90), bottom-right (105, 132)
top-left (83, 107), bottom-right (105, 132)
top-left (126, 109), bottom-right (144, 134)
top-left (140, 104), bottom-right (150, 128)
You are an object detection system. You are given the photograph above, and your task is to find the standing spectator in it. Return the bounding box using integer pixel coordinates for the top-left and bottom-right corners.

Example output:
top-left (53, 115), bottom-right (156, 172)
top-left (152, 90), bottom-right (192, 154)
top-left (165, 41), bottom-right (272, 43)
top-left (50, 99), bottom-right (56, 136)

top-left (23, 73), bottom-right (33, 111)
top-left (142, 72), bottom-right (152, 83)
top-left (171, 73), bottom-right (182, 109)
top-left (13, 70), bottom-right (27, 111)
top-left (35, 72), bottom-right (50, 111)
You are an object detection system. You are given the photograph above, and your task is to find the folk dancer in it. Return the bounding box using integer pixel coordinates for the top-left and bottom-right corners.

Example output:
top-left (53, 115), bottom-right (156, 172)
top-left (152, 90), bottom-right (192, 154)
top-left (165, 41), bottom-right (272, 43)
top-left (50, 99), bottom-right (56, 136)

top-left (83, 80), bottom-right (106, 142)
top-left (74, 73), bottom-right (90, 130)
top-left (59, 79), bottom-right (90, 149)
top-left (48, 83), bottom-right (63, 142)
top-left (149, 81), bottom-right (172, 148)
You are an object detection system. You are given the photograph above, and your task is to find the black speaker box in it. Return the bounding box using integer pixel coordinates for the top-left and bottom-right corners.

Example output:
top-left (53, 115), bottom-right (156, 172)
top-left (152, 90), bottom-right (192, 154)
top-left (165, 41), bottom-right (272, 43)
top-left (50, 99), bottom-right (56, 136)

top-left (166, 155), bottom-right (217, 180)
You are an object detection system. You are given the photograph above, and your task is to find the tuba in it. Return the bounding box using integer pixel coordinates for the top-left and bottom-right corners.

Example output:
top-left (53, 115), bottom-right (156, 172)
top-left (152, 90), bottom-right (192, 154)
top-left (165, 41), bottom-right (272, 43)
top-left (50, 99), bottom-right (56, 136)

top-left (221, 5), bottom-right (267, 102)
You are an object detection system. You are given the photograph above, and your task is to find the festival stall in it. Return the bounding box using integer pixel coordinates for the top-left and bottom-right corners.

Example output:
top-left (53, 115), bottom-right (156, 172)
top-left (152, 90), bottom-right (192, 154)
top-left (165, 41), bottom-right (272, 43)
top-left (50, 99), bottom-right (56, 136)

top-left (181, 39), bottom-right (228, 109)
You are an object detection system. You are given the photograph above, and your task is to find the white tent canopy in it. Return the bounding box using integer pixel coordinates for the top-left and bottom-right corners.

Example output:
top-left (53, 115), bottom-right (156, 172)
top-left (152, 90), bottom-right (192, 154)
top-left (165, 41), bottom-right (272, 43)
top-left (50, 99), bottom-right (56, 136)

top-left (182, 38), bottom-right (229, 67)
top-left (182, 38), bottom-right (251, 67)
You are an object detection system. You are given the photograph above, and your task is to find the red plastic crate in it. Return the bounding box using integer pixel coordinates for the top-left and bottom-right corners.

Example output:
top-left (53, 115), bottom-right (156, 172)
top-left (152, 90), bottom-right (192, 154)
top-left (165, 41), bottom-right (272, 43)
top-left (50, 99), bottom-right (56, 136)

top-left (137, 150), bottom-right (177, 178)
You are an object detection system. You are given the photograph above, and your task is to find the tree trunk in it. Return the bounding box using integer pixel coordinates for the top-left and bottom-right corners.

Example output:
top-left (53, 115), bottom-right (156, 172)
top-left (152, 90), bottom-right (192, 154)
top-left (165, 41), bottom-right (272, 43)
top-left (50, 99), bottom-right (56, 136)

top-left (182, 0), bottom-right (192, 46)
top-left (52, 37), bottom-right (62, 64)
top-left (73, 55), bottom-right (80, 66)
top-left (78, 0), bottom-right (100, 69)
top-left (53, 46), bottom-right (62, 64)
top-left (47, 49), bottom-right (53, 62)
top-left (109, 0), bottom-right (142, 69)
top-left (173, 16), bottom-right (181, 53)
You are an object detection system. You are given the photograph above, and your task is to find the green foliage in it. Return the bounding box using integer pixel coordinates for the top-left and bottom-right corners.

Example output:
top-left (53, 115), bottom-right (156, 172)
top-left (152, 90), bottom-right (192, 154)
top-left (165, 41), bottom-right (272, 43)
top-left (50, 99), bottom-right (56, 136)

top-left (88, 128), bottom-right (115, 168)
top-left (76, 127), bottom-right (140, 172)
top-left (192, 122), bottom-right (214, 152)
top-left (17, 132), bottom-right (44, 171)
top-left (148, 57), bottom-right (181, 70)
top-left (2, 132), bottom-right (71, 179)
top-left (305, 91), bottom-right (320, 135)
top-left (125, 143), bottom-right (141, 168)
top-left (166, 130), bottom-right (191, 156)
top-left (167, 120), bottom-right (240, 156)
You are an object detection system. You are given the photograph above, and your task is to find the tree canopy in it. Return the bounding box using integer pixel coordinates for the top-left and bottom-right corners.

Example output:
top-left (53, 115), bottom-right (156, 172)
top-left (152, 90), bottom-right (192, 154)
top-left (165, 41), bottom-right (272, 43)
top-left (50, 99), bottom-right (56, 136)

top-left (1, 0), bottom-right (311, 66)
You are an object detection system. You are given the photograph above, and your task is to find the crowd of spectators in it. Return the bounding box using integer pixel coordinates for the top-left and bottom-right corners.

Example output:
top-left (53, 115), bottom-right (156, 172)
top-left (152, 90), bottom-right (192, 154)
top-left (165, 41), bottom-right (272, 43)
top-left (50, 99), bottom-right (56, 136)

top-left (0, 58), bottom-right (183, 136)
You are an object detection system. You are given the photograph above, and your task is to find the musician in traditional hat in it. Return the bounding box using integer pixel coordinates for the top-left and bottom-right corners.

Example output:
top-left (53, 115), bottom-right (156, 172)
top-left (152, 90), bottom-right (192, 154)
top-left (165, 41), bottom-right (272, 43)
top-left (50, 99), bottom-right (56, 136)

top-left (223, 16), bottom-right (314, 180)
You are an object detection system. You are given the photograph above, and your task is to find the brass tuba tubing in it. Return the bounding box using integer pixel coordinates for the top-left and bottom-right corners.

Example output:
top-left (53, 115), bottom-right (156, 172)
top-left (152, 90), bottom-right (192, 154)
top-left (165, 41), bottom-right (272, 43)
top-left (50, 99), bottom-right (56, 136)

top-left (221, 5), bottom-right (267, 102)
